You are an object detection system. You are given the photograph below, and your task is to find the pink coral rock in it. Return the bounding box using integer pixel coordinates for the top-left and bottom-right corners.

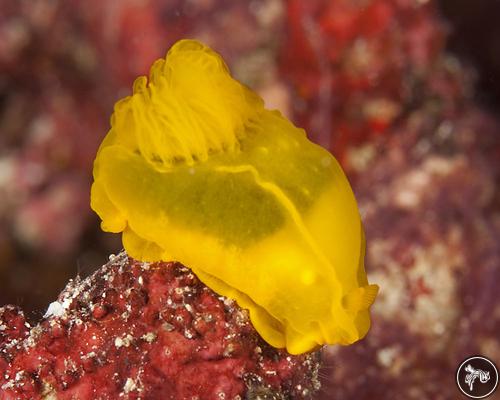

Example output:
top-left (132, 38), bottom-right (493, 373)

top-left (0, 252), bottom-right (320, 399)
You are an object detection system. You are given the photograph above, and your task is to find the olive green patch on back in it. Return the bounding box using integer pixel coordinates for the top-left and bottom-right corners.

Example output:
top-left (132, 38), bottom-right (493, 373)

top-left (141, 163), bottom-right (287, 246)
top-left (236, 113), bottom-right (334, 214)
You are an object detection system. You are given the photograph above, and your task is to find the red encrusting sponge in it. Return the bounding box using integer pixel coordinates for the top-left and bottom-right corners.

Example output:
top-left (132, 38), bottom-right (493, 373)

top-left (0, 252), bottom-right (320, 399)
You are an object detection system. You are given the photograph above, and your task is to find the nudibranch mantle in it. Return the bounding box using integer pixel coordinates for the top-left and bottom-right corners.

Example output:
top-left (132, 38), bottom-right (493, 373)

top-left (91, 39), bottom-right (378, 354)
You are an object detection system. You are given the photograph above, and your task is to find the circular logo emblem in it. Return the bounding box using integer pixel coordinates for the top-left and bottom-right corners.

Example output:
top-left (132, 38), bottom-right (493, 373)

top-left (456, 356), bottom-right (498, 399)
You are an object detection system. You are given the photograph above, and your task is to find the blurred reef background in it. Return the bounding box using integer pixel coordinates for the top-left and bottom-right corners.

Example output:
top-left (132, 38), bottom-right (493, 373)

top-left (0, 0), bottom-right (499, 399)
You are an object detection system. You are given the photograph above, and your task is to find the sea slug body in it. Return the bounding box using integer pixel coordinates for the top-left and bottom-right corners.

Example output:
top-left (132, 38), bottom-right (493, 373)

top-left (91, 39), bottom-right (378, 354)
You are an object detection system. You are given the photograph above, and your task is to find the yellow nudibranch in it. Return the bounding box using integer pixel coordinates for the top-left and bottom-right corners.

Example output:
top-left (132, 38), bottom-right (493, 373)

top-left (91, 39), bottom-right (378, 354)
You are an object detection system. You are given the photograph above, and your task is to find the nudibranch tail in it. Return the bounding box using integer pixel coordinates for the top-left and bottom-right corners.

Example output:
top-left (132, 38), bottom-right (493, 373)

top-left (91, 39), bottom-right (378, 354)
